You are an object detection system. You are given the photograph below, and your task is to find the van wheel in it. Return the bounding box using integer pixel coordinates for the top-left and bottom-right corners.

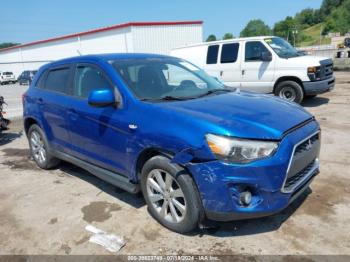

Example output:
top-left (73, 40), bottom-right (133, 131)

top-left (141, 155), bottom-right (202, 233)
top-left (275, 81), bottom-right (304, 104)
top-left (28, 124), bottom-right (60, 169)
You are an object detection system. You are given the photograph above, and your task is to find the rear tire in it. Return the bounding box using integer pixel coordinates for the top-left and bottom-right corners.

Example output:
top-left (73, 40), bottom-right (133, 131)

top-left (274, 81), bottom-right (304, 104)
top-left (141, 155), bottom-right (202, 233)
top-left (28, 124), bottom-right (60, 169)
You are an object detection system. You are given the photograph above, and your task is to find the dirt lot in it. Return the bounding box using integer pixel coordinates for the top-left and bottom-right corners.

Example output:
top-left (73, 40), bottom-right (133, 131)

top-left (0, 72), bottom-right (349, 256)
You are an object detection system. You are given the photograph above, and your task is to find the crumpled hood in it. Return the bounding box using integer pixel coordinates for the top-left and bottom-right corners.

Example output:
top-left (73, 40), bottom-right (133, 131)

top-left (156, 91), bottom-right (313, 140)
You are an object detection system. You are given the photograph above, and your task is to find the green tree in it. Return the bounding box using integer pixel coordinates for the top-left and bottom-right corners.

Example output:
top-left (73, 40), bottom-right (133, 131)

top-left (323, 0), bottom-right (350, 34)
top-left (223, 33), bottom-right (234, 40)
top-left (273, 16), bottom-right (297, 42)
top-left (295, 8), bottom-right (317, 27)
top-left (0, 42), bottom-right (20, 50)
top-left (240, 19), bottom-right (272, 37)
top-left (206, 34), bottom-right (217, 42)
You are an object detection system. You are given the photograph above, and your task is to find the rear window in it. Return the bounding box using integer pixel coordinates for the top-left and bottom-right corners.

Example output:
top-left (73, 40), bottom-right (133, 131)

top-left (3, 72), bottom-right (13, 75)
top-left (206, 45), bottom-right (219, 64)
top-left (221, 43), bottom-right (239, 63)
top-left (45, 68), bottom-right (70, 93)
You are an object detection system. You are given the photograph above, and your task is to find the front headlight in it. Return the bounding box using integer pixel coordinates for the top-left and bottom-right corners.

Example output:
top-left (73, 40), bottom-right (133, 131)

top-left (206, 134), bottom-right (278, 163)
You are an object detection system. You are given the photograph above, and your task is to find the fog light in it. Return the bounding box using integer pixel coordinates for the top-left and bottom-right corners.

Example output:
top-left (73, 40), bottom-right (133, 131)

top-left (239, 191), bottom-right (252, 206)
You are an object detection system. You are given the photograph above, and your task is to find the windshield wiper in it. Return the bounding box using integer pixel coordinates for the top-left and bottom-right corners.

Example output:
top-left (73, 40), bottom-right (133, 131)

top-left (141, 95), bottom-right (188, 102)
top-left (194, 88), bottom-right (233, 98)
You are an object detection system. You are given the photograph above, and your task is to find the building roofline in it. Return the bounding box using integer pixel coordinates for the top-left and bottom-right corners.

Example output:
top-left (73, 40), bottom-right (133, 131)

top-left (0, 21), bottom-right (203, 52)
top-left (172, 35), bottom-right (277, 50)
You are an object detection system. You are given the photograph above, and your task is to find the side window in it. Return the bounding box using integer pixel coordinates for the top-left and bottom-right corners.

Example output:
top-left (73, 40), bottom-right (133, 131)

top-left (35, 71), bottom-right (47, 89)
top-left (206, 45), bottom-right (219, 64)
top-left (245, 41), bottom-right (269, 62)
top-left (73, 65), bottom-right (112, 98)
top-left (221, 43), bottom-right (239, 63)
top-left (45, 68), bottom-right (70, 93)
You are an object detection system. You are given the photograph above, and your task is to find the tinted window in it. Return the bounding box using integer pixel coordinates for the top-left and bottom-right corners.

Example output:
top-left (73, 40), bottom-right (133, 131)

top-left (35, 71), bottom-right (47, 89)
top-left (73, 65), bottom-right (112, 98)
top-left (245, 41), bottom-right (269, 62)
top-left (45, 68), bottom-right (70, 93)
top-left (206, 45), bottom-right (219, 64)
top-left (221, 43), bottom-right (239, 63)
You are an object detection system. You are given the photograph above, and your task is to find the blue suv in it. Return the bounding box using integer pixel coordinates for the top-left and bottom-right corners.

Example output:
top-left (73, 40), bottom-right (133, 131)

top-left (23, 54), bottom-right (321, 233)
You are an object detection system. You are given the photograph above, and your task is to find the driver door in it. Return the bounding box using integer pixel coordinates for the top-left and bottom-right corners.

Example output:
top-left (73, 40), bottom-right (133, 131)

top-left (240, 41), bottom-right (275, 93)
top-left (65, 63), bottom-right (131, 176)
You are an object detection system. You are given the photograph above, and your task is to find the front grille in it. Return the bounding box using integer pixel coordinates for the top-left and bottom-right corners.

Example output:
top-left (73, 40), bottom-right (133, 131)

top-left (294, 133), bottom-right (319, 155)
top-left (282, 132), bottom-right (321, 193)
top-left (283, 159), bottom-right (318, 192)
top-left (320, 59), bottom-right (334, 80)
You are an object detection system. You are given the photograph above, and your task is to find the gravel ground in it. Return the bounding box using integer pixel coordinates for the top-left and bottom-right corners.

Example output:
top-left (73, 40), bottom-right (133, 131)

top-left (0, 72), bottom-right (349, 256)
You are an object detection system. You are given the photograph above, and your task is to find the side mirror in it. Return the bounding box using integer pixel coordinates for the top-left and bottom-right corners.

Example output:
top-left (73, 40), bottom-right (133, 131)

top-left (261, 51), bottom-right (272, 62)
top-left (88, 89), bottom-right (116, 107)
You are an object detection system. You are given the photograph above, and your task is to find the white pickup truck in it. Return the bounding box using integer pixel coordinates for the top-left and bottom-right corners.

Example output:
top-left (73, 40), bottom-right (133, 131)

top-left (171, 36), bottom-right (335, 104)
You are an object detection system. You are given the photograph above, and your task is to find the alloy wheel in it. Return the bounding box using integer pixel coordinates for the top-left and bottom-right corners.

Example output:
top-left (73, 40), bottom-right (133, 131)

top-left (30, 130), bottom-right (47, 164)
top-left (146, 169), bottom-right (186, 223)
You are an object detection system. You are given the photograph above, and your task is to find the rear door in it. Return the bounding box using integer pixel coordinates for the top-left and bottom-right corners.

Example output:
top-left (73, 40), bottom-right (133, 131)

top-left (203, 44), bottom-right (221, 79)
top-left (65, 63), bottom-right (130, 176)
top-left (217, 42), bottom-right (241, 88)
top-left (240, 41), bottom-right (275, 93)
top-left (38, 65), bottom-right (73, 153)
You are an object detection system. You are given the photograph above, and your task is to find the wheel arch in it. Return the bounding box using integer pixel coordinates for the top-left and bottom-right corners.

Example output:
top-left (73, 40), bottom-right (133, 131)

top-left (24, 117), bottom-right (41, 135)
top-left (135, 147), bottom-right (175, 182)
top-left (273, 76), bottom-right (304, 93)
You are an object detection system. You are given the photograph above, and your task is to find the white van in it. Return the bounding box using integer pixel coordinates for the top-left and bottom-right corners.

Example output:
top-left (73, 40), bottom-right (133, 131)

top-left (171, 36), bottom-right (335, 103)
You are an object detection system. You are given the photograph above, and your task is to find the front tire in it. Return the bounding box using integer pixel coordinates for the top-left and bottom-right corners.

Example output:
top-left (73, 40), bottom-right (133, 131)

top-left (275, 81), bottom-right (304, 104)
top-left (28, 124), bottom-right (60, 169)
top-left (141, 155), bottom-right (202, 233)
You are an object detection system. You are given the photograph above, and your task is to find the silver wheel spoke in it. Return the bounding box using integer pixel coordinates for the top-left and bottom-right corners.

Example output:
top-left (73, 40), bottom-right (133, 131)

top-left (171, 198), bottom-right (185, 215)
top-left (169, 201), bottom-right (180, 222)
top-left (147, 177), bottom-right (163, 194)
top-left (160, 200), bottom-right (168, 218)
top-left (153, 170), bottom-right (166, 191)
top-left (31, 137), bottom-right (38, 147)
top-left (165, 173), bottom-right (173, 191)
top-left (149, 193), bottom-right (163, 203)
top-left (171, 188), bottom-right (184, 198)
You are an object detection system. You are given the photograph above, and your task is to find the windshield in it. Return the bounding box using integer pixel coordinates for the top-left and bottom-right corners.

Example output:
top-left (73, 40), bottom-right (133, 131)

top-left (265, 37), bottom-right (302, 59)
top-left (110, 58), bottom-right (227, 101)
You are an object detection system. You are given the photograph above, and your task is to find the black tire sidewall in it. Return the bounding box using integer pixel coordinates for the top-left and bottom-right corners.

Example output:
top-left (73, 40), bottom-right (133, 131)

top-left (141, 155), bottom-right (202, 233)
top-left (275, 81), bottom-right (304, 104)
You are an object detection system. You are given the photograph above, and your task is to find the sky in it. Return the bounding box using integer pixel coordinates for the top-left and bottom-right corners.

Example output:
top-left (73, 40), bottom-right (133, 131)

top-left (0, 0), bottom-right (322, 44)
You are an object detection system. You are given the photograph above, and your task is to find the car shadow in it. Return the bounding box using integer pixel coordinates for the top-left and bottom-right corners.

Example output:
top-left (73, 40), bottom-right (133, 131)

top-left (58, 161), bottom-right (146, 209)
top-left (302, 97), bottom-right (329, 107)
top-left (0, 131), bottom-right (23, 146)
top-left (196, 188), bottom-right (311, 237)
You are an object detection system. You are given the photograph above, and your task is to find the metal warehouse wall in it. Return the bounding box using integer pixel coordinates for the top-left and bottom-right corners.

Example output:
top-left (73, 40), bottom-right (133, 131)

top-left (0, 23), bottom-right (203, 77)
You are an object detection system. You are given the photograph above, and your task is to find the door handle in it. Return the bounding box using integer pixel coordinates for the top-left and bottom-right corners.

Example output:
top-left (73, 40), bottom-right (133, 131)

top-left (242, 70), bottom-right (246, 76)
top-left (220, 70), bottom-right (223, 77)
top-left (37, 98), bottom-right (43, 104)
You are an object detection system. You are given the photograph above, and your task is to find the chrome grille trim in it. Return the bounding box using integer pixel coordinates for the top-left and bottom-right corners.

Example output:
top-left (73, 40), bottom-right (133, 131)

top-left (281, 130), bottom-right (321, 194)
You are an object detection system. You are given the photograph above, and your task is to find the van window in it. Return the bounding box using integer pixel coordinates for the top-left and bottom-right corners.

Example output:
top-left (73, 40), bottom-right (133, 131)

top-left (206, 45), bottom-right (219, 64)
top-left (245, 41), bottom-right (269, 62)
top-left (73, 65), bottom-right (112, 99)
top-left (221, 43), bottom-right (239, 63)
top-left (45, 68), bottom-right (70, 93)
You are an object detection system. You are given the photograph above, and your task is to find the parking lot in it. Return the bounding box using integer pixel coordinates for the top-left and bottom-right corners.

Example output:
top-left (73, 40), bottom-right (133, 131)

top-left (0, 71), bottom-right (349, 255)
